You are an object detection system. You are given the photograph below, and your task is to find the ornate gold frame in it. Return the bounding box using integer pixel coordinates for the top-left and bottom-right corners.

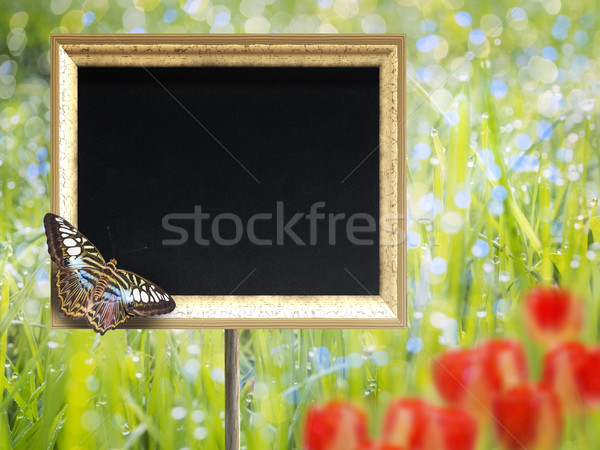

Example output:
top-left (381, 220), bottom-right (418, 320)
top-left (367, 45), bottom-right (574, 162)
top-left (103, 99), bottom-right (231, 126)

top-left (50, 34), bottom-right (406, 329)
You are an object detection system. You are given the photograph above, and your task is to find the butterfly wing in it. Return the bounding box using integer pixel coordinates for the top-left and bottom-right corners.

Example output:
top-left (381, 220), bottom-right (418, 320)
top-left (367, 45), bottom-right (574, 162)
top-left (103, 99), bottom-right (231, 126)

top-left (86, 271), bottom-right (175, 334)
top-left (85, 279), bottom-right (132, 335)
top-left (44, 213), bottom-right (106, 319)
top-left (43, 213), bottom-right (105, 270)
top-left (56, 267), bottom-right (99, 318)
top-left (116, 270), bottom-right (176, 317)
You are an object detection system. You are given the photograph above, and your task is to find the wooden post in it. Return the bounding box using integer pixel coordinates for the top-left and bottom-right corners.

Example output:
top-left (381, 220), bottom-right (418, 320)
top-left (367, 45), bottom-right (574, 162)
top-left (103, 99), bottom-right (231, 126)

top-left (225, 329), bottom-right (240, 449)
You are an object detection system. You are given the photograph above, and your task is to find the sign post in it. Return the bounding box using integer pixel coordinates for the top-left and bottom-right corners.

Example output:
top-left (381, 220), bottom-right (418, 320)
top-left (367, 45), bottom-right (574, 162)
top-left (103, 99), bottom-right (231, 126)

top-left (225, 329), bottom-right (240, 449)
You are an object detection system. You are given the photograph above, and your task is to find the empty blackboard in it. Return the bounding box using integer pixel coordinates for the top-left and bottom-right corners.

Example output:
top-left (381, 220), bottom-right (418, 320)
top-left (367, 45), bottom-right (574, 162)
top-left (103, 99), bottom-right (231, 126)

top-left (77, 66), bottom-right (379, 295)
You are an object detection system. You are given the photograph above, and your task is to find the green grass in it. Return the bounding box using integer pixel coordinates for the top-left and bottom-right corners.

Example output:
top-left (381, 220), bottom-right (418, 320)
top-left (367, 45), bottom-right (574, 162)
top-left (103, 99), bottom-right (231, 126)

top-left (1, 0), bottom-right (599, 448)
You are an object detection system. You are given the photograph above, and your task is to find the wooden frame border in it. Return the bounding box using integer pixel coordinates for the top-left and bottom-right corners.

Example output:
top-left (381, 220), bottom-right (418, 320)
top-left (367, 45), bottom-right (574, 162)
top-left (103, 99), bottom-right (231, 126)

top-left (50, 34), bottom-right (406, 329)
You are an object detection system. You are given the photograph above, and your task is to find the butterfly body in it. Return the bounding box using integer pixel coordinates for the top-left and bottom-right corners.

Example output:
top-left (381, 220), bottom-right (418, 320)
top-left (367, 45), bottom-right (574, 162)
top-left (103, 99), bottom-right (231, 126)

top-left (92, 259), bottom-right (118, 300)
top-left (44, 213), bottom-right (176, 334)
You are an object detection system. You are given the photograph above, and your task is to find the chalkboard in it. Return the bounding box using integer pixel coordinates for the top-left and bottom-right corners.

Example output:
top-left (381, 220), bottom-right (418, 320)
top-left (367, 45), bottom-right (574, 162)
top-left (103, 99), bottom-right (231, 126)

top-left (51, 34), bottom-right (406, 328)
top-left (77, 66), bottom-right (380, 296)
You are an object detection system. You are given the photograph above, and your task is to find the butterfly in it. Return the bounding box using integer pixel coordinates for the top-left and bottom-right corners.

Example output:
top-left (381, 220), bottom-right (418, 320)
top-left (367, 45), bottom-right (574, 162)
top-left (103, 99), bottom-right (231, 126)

top-left (44, 213), bottom-right (176, 335)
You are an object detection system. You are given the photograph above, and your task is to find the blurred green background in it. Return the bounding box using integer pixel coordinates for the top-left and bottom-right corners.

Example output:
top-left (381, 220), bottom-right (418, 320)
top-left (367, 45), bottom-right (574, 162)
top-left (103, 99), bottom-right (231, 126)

top-left (0, 0), bottom-right (599, 448)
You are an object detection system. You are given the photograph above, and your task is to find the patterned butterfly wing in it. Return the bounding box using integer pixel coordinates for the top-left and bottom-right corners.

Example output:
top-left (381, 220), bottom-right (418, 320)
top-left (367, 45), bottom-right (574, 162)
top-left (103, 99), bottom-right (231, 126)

top-left (85, 271), bottom-right (175, 334)
top-left (85, 279), bottom-right (132, 335)
top-left (43, 213), bottom-right (105, 269)
top-left (44, 213), bottom-right (105, 318)
top-left (116, 270), bottom-right (176, 317)
top-left (55, 267), bottom-right (99, 318)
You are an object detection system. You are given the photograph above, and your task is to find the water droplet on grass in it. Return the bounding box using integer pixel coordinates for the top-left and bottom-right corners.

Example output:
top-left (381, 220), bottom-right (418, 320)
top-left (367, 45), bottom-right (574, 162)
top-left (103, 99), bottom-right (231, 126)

top-left (407, 337), bottom-right (424, 353)
top-left (211, 368), bottom-right (224, 383)
top-left (373, 351), bottom-right (390, 367)
top-left (430, 257), bottom-right (447, 275)
top-left (472, 240), bottom-right (490, 258)
top-left (171, 406), bottom-right (187, 420)
top-left (194, 426), bottom-right (208, 440)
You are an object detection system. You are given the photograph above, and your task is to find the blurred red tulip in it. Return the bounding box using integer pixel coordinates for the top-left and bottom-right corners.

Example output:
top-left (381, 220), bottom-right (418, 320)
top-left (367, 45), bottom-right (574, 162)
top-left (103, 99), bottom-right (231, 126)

top-left (478, 340), bottom-right (528, 392)
top-left (432, 349), bottom-right (479, 404)
top-left (432, 340), bottom-right (527, 422)
top-left (303, 401), bottom-right (369, 450)
top-left (434, 407), bottom-right (478, 450)
top-left (584, 347), bottom-right (600, 405)
top-left (358, 441), bottom-right (404, 450)
top-left (492, 383), bottom-right (561, 450)
top-left (524, 286), bottom-right (583, 345)
top-left (382, 399), bottom-right (430, 449)
top-left (543, 341), bottom-right (600, 412)
top-left (382, 398), bottom-right (477, 450)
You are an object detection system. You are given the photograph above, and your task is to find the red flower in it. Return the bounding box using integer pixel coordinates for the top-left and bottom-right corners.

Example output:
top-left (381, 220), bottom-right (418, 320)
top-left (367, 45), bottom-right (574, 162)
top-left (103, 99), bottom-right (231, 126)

top-left (382, 399), bottom-right (430, 449)
top-left (382, 399), bottom-right (477, 450)
top-left (358, 442), bottom-right (404, 450)
top-left (584, 347), bottom-right (600, 405)
top-left (492, 383), bottom-right (561, 450)
top-left (478, 340), bottom-right (528, 393)
top-left (524, 286), bottom-right (583, 345)
top-left (432, 349), bottom-right (479, 404)
top-left (434, 407), bottom-right (478, 450)
top-left (432, 340), bottom-right (527, 422)
top-left (303, 401), bottom-right (369, 450)
top-left (543, 341), bottom-right (600, 412)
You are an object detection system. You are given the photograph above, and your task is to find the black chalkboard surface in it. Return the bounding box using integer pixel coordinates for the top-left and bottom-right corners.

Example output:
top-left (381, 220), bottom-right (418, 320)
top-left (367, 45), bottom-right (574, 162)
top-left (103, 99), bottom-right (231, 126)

top-left (77, 66), bottom-right (380, 296)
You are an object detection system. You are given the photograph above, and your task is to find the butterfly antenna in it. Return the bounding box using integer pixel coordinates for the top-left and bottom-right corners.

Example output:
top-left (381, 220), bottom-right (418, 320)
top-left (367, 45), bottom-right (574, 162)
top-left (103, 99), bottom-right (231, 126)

top-left (121, 246), bottom-right (150, 256)
top-left (106, 225), bottom-right (117, 259)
